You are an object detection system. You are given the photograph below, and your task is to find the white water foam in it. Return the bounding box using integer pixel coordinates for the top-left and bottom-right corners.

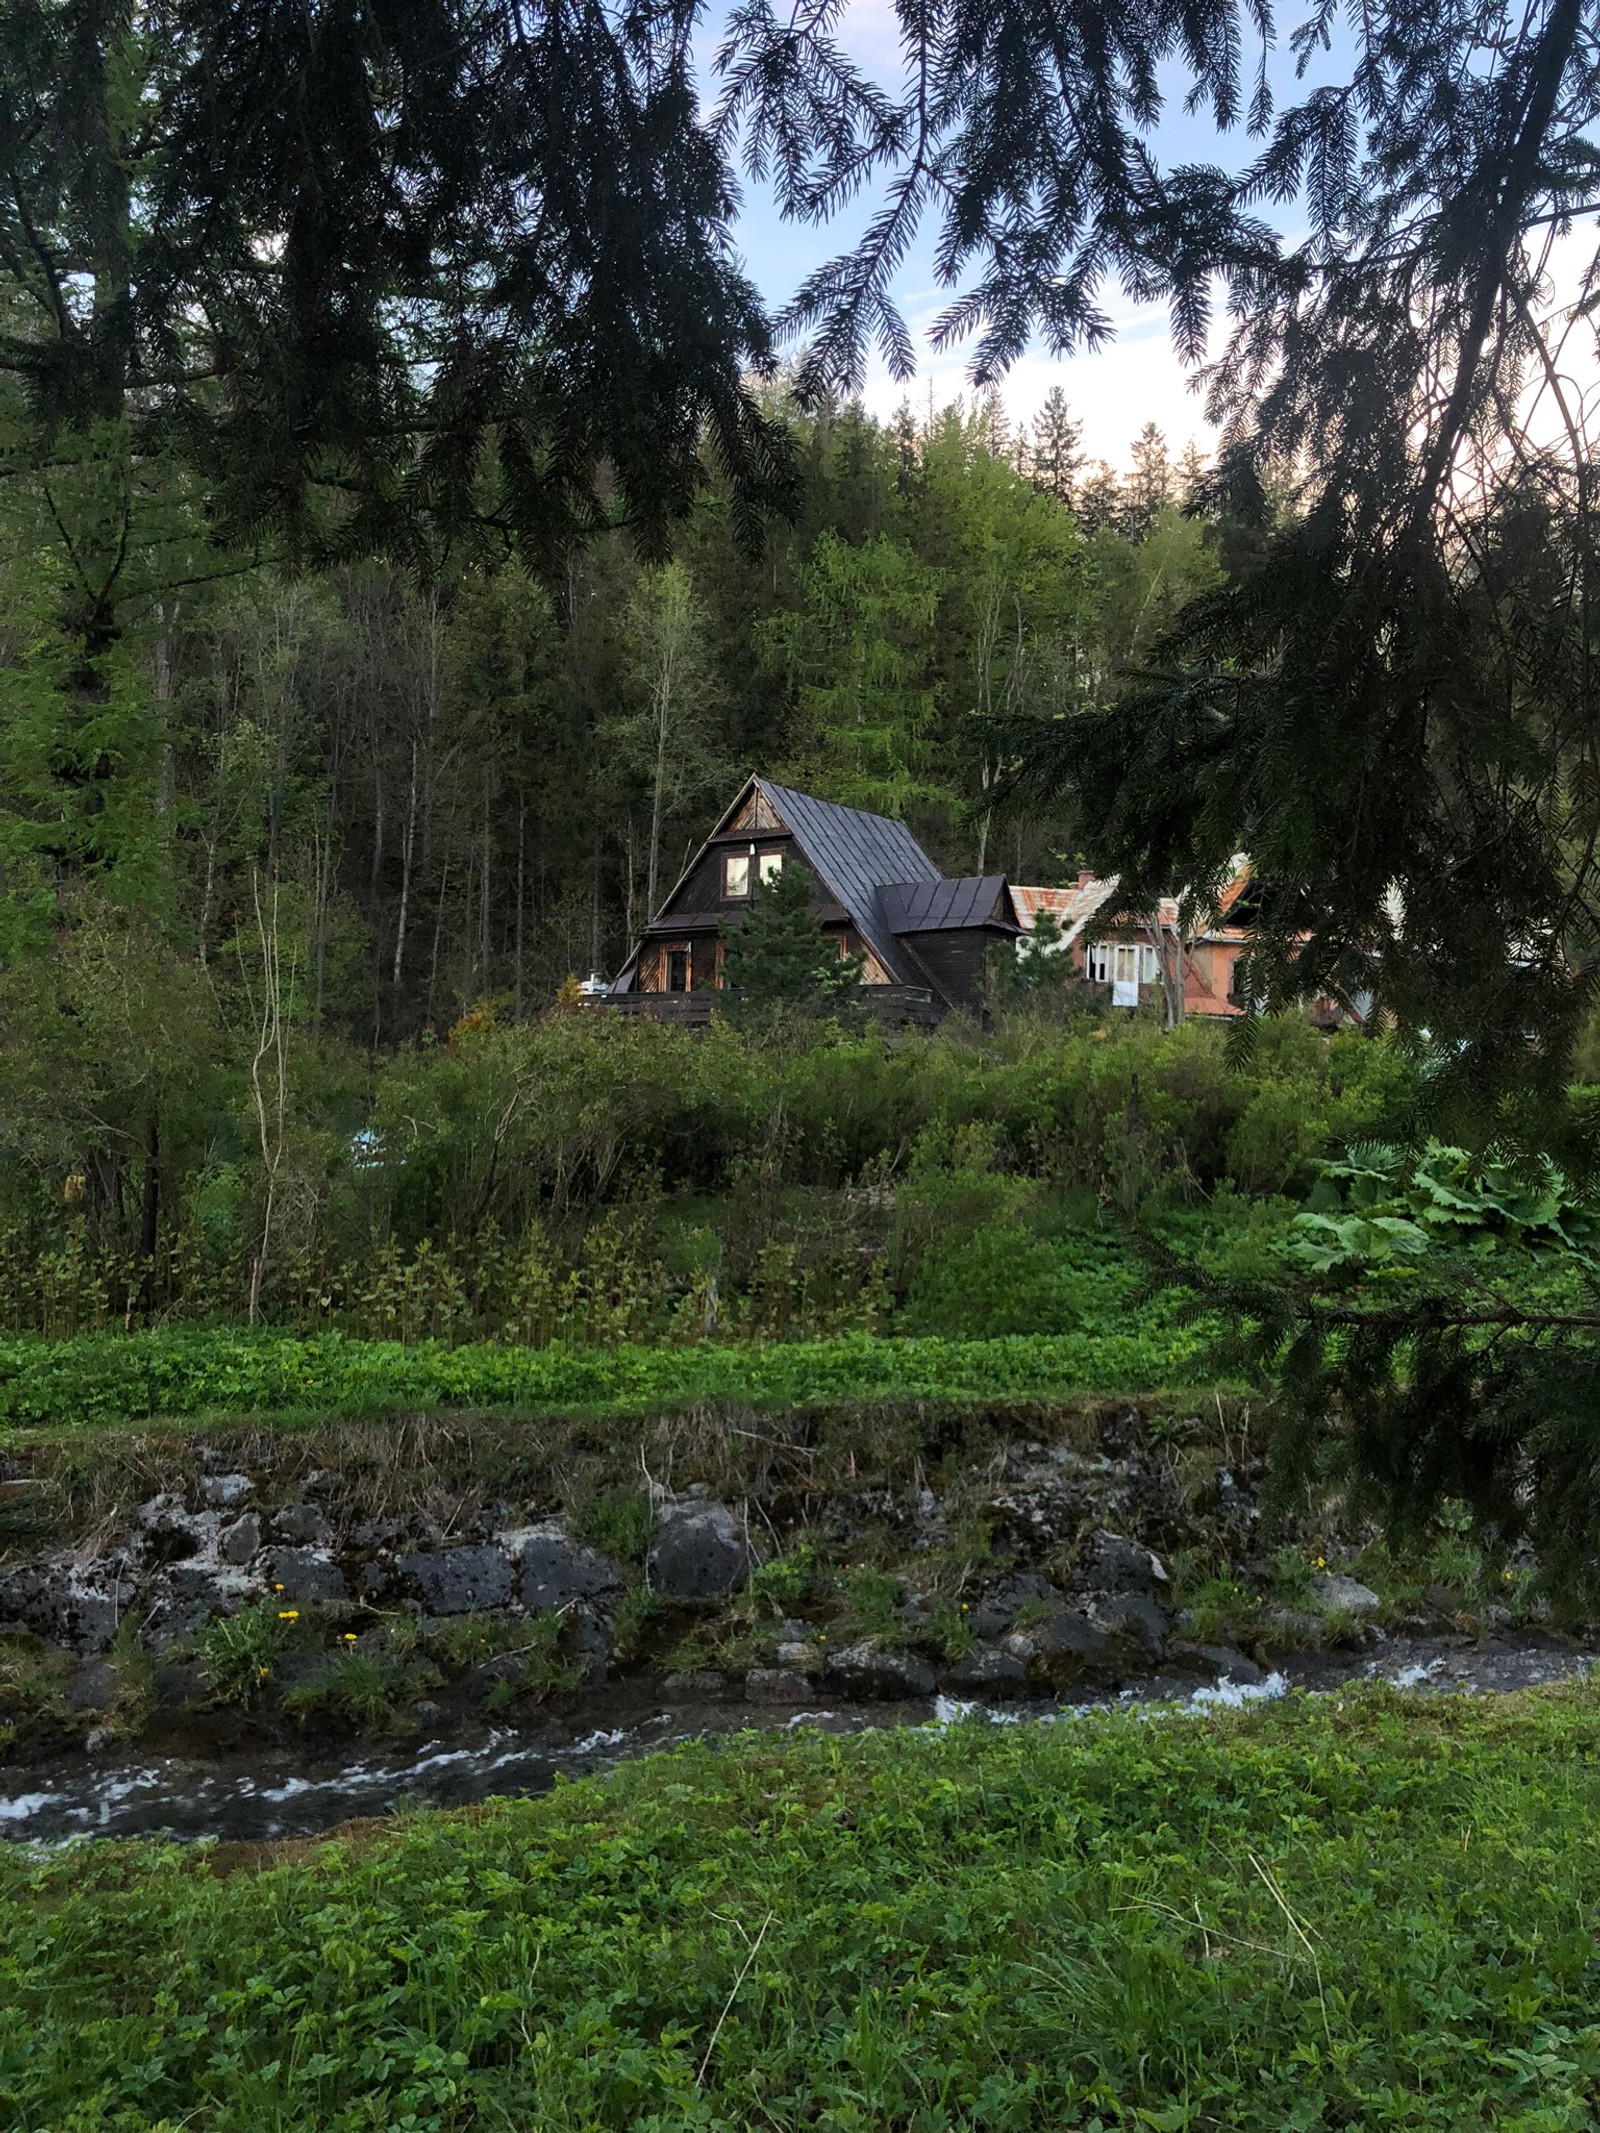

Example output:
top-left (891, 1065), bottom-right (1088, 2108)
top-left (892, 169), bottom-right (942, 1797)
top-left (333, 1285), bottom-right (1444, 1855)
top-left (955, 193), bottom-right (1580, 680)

top-left (1185, 1671), bottom-right (1289, 1711)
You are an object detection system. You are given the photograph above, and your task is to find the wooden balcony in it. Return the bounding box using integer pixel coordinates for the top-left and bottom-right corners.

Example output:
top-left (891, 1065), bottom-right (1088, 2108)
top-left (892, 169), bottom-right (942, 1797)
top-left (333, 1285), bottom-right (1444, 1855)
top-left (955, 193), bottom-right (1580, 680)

top-left (585, 984), bottom-right (943, 1030)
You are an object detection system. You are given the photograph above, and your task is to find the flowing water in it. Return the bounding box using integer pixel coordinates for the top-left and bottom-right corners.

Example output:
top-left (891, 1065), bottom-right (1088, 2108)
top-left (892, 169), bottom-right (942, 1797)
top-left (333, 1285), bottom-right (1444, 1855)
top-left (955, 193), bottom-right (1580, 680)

top-left (3, 1632), bottom-right (1593, 1849)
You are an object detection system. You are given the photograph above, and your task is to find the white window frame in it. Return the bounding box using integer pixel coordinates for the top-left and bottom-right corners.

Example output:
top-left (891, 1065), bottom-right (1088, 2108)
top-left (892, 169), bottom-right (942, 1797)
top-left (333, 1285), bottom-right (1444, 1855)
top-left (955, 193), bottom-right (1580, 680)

top-left (758, 849), bottom-right (784, 886)
top-left (723, 850), bottom-right (752, 899)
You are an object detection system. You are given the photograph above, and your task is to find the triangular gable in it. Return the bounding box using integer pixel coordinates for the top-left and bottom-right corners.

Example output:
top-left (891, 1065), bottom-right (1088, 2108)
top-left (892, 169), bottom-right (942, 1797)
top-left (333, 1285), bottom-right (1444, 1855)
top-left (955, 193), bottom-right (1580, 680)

top-left (728, 785), bottom-right (783, 832)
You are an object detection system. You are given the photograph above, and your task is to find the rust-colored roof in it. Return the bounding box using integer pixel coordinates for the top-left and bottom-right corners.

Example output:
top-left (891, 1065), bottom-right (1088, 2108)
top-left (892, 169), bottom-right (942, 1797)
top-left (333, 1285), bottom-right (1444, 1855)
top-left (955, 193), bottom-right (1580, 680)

top-left (1014, 858), bottom-right (1253, 944)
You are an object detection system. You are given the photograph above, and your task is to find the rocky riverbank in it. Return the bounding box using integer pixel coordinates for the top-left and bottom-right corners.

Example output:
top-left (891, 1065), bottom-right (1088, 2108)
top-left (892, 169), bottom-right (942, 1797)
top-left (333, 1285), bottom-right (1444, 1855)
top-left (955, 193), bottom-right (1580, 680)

top-left (2, 1393), bottom-right (1588, 1770)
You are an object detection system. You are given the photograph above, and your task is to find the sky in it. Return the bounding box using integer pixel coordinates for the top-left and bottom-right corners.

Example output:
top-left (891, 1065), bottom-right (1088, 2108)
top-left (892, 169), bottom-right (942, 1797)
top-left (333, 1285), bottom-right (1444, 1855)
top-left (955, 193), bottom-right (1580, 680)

top-left (693, 0), bottom-right (1347, 468)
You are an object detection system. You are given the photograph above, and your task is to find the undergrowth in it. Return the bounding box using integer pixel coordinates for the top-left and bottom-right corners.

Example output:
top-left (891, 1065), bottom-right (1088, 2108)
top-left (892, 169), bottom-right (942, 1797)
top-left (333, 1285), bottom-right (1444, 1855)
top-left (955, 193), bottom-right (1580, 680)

top-left (2, 1684), bottom-right (1599, 2129)
top-left (0, 1324), bottom-right (1218, 1436)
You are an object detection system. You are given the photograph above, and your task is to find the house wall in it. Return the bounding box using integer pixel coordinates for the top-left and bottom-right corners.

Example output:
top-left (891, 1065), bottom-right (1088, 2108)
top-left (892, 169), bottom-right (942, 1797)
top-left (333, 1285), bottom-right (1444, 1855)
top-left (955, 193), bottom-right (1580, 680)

top-left (638, 829), bottom-right (865, 991)
top-left (906, 927), bottom-right (1007, 1012)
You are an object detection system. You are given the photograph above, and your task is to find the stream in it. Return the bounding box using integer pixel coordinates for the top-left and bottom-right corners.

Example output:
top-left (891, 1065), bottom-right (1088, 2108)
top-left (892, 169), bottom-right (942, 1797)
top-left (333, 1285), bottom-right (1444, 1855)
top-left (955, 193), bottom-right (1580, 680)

top-left (3, 1630), bottom-right (1594, 1849)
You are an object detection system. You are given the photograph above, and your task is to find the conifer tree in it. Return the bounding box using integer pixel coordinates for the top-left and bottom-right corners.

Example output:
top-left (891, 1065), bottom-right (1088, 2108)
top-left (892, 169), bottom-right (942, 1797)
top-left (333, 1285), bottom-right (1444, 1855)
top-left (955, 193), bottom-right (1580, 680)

top-left (1027, 388), bottom-right (1084, 508)
top-left (722, 860), bottom-right (862, 1008)
top-left (1121, 425), bottom-right (1173, 542)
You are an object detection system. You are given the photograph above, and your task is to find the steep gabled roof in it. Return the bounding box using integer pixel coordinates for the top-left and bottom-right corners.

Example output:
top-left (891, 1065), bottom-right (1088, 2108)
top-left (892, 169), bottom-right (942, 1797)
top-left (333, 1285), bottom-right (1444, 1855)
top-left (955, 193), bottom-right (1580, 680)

top-left (880, 876), bottom-right (1017, 934)
top-left (756, 778), bottom-right (941, 981)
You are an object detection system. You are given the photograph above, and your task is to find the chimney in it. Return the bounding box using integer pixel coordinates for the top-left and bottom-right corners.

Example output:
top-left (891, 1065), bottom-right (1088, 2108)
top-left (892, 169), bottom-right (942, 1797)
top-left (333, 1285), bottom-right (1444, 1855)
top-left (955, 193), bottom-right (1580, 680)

top-left (1077, 870), bottom-right (1096, 889)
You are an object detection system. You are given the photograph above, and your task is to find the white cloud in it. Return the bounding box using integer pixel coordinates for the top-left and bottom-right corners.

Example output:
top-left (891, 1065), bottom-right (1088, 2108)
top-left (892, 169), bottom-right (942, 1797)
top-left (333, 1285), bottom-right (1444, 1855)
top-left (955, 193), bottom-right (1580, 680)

top-left (853, 297), bottom-right (1219, 470)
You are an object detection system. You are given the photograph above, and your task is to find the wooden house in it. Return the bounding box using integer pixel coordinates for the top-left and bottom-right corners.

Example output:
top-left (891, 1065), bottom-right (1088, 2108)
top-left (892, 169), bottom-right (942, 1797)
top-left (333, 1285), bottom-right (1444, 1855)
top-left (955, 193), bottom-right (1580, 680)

top-left (1015, 862), bottom-right (1358, 1025)
top-left (606, 775), bottom-right (1022, 1021)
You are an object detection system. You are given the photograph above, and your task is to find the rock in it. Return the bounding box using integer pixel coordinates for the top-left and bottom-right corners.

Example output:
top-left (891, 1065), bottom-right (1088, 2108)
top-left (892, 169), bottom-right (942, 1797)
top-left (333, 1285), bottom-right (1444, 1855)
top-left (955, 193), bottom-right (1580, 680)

top-left (568, 1602), bottom-right (611, 1685)
top-left (826, 1642), bottom-right (936, 1699)
top-left (412, 1699), bottom-right (443, 1725)
top-left (1029, 1607), bottom-right (1113, 1675)
top-left (746, 1667), bottom-right (814, 1703)
top-left (218, 1513), bottom-right (261, 1566)
top-left (1313, 1573), bottom-right (1380, 1614)
top-left (394, 1545), bottom-right (511, 1615)
top-left (272, 1503), bottom-right (331, 1547)
top-left (199, 1473), bottom-right (252, 1510)
top-left (263, 1547), bottom-right (351, 1605)
top-left (0, 1566), bottom-right (134, 1652)
top-left (1090, 1592), bottom-right (1171, 1658)
top-left (1216, 1468), bottom-right (1249, 1515)
top-left (969, 1573), bottom-right (1065, 1639)
top-left (647, 1503), bottom-right (751, 1600)
top-left (1100, 1405), bottom-right (1147, 1457)
top-left (161, 1562), bottom-right (261, 1633)
top-left (941, 1644), bottom-right (1027, 1692)
top-left (151, 1658), bottom-right (207, 1706)
top-left (300, 1469), bottom-right (342, 1501)
top-left (1081, 1530), bottom-right (1168, 1596)
top-left (135, 1494), bottom-right (212, 1566)
top-left (84, 1726), bottom-right (117, 1756)
top-left (674, 1669), bottom-right (729, 1695)
top-left (775, 1640), bottom-right (819, 1669)
top-left (1263, 1607), bottom-right (1323, 1645)
top-left (1189, 1643), bottom-right (1265, 1687)
top-left (64, 1660), bottom-right (119, 1712)
top-left (507, 1524), bottom-right (623, 1613)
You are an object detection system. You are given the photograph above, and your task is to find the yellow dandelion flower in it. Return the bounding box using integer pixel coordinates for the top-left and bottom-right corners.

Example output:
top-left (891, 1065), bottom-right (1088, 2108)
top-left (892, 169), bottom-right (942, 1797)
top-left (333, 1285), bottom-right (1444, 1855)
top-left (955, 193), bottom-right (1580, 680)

top-left (278, 1609), bottom-right (299, 1621)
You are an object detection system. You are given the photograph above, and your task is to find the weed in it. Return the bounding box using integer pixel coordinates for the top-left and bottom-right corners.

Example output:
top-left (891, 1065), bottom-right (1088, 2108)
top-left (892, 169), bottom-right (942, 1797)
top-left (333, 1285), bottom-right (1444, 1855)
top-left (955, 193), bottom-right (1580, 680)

top-left (0, 1632), bottom-right (73, 1729)
top-left (838, 1565), bottom-right (903, 1646)
top-left (195, 1598), bottom-right (295, 1706)
top-left (283, 1647), bottom-right (402, 1729)
top-left (747, 1538), bottom-right (821, 1618)
top-left (1267, 1545), bottom-right (1318, 1605)
top-left (661, 1633), bottom-right (716, 1677)
top-left (104, 1614), bottom-right (155, 1732)
top-left (610, 1583), bottom-right (660, 1658)
top-left (573, 1485), bottom-right (657, 1563)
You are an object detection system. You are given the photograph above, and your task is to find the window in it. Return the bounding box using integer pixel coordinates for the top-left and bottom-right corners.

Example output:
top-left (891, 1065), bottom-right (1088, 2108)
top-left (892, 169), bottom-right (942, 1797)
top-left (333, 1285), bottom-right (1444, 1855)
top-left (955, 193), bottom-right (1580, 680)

top-left (758, 849), bottom-right (784, 886)
top-left (723, 851), bottom-right (751, 899)
top-left (664, 945), bottom-right (691, 992)
top-left (1089, 941), bottom-right (1156, 985)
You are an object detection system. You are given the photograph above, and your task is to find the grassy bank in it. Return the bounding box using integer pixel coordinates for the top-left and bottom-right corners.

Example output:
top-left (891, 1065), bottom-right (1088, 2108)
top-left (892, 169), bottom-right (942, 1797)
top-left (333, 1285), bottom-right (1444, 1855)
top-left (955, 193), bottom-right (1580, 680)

top-left (0, 1322), bottom-right (1218, 1436)
top-left (3, 1684), bottom-right (1599, 2129)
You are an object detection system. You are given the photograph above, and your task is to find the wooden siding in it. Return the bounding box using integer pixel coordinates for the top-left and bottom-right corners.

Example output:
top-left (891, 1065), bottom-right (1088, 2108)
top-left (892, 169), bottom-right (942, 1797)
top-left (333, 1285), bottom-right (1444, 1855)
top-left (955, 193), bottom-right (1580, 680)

top-left (906, 926), bottom-right (1011, 1013)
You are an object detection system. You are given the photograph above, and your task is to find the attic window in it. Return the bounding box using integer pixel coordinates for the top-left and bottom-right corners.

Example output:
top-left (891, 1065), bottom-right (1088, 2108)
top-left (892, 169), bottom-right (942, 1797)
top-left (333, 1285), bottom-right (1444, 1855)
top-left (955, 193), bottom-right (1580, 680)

top-left (758, 850), bottom-right (784, 886)
top-left (723, 851), bottom-right (751, 898)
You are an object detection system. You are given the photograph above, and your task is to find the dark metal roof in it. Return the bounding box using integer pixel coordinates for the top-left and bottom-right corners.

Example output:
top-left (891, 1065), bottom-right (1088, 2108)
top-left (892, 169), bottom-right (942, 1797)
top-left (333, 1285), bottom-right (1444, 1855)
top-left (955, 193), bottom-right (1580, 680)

top-left (879, 876), bottom-right (1017, 935)
top-left (757, 778), bottom-right (941, 981)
